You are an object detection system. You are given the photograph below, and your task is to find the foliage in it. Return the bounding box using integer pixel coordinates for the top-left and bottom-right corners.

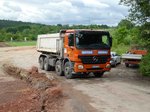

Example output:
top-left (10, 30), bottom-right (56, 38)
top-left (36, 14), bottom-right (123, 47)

top-left (120, 0), bottom-right (150, 50)
top-left (120, 0), bottom-right (150, 24)
top-left (112, 19), bottom-right (138, 46)
top-left (120, 0), bottom-right (150, 76)
top-left (140, 53), bottom-right (150, 76)
top-left (139, 22), bottom-right (150, 50)
top-left (111, 43), bottom-right (130, 54)
top-left (0, 20), bottom-right (40, 29)
top-left (118, 19), bottom-right (134, 29)
top-left (114, 26), bottom-right (129, 44)
top-left (0, 20), bottom-right (110, 42)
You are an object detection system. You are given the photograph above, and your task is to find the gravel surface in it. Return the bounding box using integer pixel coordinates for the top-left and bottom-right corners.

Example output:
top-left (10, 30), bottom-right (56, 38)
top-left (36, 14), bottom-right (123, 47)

top-left (0, 46), bottom-right (150, 112)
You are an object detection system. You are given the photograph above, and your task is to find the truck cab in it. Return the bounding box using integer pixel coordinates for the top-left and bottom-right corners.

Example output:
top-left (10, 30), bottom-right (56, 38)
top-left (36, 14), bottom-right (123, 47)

top-left (37, 29), bottom-right (112, 79)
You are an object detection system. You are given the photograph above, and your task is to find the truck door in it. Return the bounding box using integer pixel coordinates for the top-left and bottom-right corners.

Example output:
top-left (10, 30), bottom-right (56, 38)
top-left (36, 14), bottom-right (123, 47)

top-left (64, 33), bottom-right (75, 59)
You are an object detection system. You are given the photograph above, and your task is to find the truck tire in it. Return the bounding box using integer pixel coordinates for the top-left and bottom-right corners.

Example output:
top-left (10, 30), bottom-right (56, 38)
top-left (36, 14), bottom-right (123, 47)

top-left (55, 60), bottom-right (64, 76)
top-left (94, 72), bottom-right (104, 78)
top-left (112, 62), bottom-right (116, 67)
top-left (114, 60), bottom-right (117, 67)
top-left (125, 63), bottom-right (129, 67)
top-left (39, 57), bottom-right (44, 70)
top-left (64, 62), bottom-right (74, 79)
top-left (44, 57), bottom-right (51, 71)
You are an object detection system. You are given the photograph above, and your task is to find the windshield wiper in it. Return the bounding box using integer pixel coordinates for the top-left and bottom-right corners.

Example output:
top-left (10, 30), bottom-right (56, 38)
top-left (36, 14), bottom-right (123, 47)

top-left (89, 43), bottom-right (109, 48)
top-left (77, 43), bottom-right (109, 49)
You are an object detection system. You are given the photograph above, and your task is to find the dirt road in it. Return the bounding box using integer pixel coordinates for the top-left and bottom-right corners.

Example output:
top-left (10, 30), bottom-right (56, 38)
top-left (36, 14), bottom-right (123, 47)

top-left (0, 46), bottom-right (150, 112)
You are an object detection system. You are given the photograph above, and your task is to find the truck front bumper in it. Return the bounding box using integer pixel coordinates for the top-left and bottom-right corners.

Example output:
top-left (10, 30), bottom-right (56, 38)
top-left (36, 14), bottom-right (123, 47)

top-left (73, 62), bottom-right (111, 73)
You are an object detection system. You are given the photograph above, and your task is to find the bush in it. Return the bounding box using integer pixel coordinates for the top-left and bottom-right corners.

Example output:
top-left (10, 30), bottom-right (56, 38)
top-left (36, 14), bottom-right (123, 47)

top-left (140, 53), bottom-right (150, 76)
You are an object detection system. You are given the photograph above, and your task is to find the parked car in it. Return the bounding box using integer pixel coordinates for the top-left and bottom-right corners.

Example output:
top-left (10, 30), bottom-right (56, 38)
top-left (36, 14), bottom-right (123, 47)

top-left (110, 52), bottom-right (121, 67)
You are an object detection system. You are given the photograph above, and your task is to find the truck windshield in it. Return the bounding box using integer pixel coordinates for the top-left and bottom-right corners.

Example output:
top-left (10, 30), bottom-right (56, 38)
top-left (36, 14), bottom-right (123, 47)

top-left (76, 32), bottom-right (110, 49)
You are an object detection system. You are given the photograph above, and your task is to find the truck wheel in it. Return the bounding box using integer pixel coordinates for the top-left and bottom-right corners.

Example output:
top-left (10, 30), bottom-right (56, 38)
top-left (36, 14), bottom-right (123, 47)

top-left (64, 62), bottom-right (74, 79)
top-left (39, 57), bottom-right (44, 70)
top-left (44, 57), bottom-right (51, 71)
top-left (114, 61), bottom-right (117, 67)
top-left (125, 63), bottom-right (129, 67)
top-left (112, 62), bottom-right (116, 67)
top-left (94, 72), bottom-right (104, 78)
top-left (55, 60), bottom-right (64, 76)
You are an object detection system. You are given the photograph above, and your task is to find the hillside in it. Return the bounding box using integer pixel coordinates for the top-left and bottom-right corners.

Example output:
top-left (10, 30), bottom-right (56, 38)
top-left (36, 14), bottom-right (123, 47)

top-left (0, 20), bottom-right (42, 29)
top-left (0, 20), bottom-right (110, 42)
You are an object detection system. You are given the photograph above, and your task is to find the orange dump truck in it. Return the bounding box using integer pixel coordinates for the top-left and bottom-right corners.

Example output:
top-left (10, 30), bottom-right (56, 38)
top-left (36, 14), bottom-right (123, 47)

top-left (122, 49), bottom-right (147, 67)
top-left (37, 29), bottom-right (112, 79)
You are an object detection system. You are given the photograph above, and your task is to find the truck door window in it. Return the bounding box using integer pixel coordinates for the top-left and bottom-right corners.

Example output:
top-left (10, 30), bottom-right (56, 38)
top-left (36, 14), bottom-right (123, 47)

top-left (102, 35), bottom-right (108, 46)
top-left (68, 34), bottom-right (74, 46)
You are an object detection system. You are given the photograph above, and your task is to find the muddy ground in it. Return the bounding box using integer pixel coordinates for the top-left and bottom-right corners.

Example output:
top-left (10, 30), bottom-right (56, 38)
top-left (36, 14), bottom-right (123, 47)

top-left (0, 42), bottom-right (11, 47)
top-left (0, 46), bottom-right (150, 112)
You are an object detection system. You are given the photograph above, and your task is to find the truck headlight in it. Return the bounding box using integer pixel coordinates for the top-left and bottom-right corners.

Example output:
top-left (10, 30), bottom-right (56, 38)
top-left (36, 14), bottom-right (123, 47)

top-left (106, 64), bottom-right (111, 68)
top-left (78, 65), bottom-right (84, 69)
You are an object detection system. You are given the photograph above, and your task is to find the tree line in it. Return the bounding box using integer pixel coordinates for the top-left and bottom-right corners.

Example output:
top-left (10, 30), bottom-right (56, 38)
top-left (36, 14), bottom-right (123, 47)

top-left (0, 20), bottom-right (109, 42)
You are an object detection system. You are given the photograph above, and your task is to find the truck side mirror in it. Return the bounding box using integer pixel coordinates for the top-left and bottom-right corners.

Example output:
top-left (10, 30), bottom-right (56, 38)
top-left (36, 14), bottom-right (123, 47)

top-left (68, 34), bottom-right (74, 46)
top-left (109, 36), bottom-right (112, 47)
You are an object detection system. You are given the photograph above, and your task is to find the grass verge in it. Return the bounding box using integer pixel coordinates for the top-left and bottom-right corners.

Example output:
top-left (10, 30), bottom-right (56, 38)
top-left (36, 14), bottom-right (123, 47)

top-left (6, 41), bottom-right (36, 47)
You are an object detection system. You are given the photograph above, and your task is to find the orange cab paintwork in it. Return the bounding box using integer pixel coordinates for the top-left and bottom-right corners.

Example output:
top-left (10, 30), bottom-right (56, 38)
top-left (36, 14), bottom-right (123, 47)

top-left (64, 30), bottom-right (111, 73)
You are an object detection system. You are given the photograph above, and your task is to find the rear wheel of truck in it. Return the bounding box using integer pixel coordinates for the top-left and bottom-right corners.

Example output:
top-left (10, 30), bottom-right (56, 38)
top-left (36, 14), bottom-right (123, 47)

top-left (55, 60), bottom-right (64, 76)
top-left (94, 72), bottom-right (104, 78)
top-left (64, 62), bottom-right (74, 79)
top-left (44, 57), bottom-right (51, 71)
top-left (39, 56), bottom-right (44, 70)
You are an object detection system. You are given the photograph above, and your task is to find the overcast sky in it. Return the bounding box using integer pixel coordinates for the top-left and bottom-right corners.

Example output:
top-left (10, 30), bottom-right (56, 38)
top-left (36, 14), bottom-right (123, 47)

top-left (0, 0), bottom-right (129, 26)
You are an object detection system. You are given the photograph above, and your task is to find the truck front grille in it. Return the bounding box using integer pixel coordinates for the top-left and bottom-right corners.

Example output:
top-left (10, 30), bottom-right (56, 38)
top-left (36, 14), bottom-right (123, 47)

top-left (78, 55), bottom-right (110, 64)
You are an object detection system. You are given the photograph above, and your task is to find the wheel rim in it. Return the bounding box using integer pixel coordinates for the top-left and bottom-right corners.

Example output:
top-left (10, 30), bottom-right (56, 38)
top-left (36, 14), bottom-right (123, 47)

top-left (56, 64), bottom-right (60, 73)
top-left (40, 58), bottom-right (44, 69)
top-left (44, 59), bottom-right (47, 69)
top-left (65, 66), bottom-right (70, 76)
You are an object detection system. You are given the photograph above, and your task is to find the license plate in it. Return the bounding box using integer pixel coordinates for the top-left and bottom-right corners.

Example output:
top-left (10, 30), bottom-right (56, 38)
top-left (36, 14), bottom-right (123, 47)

top-left (92, 66), bottom-right (99, 68)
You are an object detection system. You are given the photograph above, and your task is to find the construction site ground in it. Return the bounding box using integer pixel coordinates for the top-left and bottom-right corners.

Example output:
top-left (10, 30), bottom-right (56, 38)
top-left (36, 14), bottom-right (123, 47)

top-left (0, 46), bottom-right (150, 112)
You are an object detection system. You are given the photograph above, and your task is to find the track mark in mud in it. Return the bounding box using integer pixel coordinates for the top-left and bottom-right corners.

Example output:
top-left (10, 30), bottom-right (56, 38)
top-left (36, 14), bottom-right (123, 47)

top-left (4, 47), bottom-right (35, 52)
top-left (1, 64), bottom-right (66, 112)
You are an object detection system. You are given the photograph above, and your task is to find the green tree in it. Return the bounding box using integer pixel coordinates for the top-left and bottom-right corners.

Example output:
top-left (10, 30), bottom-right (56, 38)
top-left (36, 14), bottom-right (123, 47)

top-left (139, 22), bottom-right (150, 49)
top-left (120, 0), bottom-right (150, 48)
top-left (118, 19), bottom-right (134, 29)
top-left (120, 0), bottom-right (150, 23)
top-left (140, 53), bottom-right (150, 76)
top-left (5, 33), bottom-right (13, 41)
top-left (120, 0), bottom-right (150, 76)
top-left (114, 26), bottom-right (129, 44)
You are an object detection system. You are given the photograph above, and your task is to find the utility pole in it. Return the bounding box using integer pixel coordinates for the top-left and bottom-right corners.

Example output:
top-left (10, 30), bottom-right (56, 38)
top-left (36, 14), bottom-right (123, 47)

top-left (11, 37), bottom-right (13, 42)
top-left (24, 37), bottom-right (27, 42)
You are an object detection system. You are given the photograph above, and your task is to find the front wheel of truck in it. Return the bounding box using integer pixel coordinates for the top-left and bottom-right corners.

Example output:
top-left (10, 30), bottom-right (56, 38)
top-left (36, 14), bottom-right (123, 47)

top-left (64, 62), bottom-right (74, 79)
top-left (94, 72), bottom-right (104, 78)
top-left (55, 60), bottom-right (64, 76)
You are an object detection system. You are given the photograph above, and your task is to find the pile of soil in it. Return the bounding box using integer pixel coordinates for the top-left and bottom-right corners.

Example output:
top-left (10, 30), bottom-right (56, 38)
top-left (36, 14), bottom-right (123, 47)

top-left (0, 42), bottom-right (10, 47)
top-left (1, 64), bottom-right (66, 112)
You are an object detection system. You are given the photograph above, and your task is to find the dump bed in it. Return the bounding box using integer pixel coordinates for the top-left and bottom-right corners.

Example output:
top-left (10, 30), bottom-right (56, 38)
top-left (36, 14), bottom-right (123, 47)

top-left (122, 49), bottom-right (147, 60)
top-left (122, 54), bottom-right (142, 60)
top-left (37, 33), bottom-right (60, 53)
